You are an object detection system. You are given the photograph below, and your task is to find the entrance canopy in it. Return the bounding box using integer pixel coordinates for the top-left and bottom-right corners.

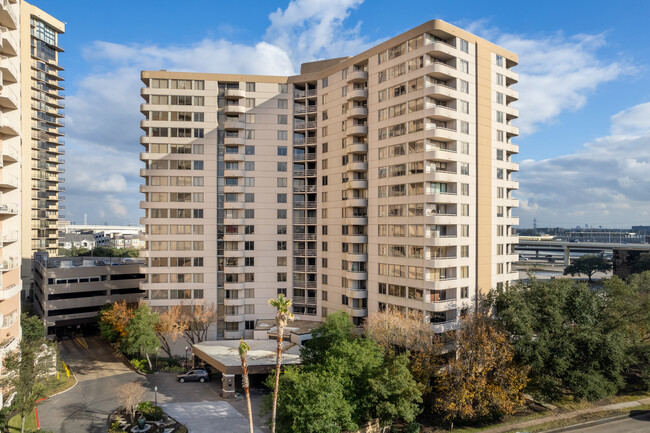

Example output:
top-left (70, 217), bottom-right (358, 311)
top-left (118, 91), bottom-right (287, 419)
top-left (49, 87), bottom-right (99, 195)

top-left (192, 339), bottom-right (302, 375)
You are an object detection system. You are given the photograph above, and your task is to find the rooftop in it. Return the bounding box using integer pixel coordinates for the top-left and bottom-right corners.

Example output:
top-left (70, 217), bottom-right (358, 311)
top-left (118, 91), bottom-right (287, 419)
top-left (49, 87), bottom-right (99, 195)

top-left (34, 254), bottom-right (145, 269)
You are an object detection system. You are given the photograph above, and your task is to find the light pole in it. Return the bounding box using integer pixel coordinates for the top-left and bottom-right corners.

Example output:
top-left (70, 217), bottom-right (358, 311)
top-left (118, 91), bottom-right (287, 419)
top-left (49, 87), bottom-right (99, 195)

top-left (154, 386), bottom-right (158, 407)
top-left (184, 346), bottom-right (189, 367)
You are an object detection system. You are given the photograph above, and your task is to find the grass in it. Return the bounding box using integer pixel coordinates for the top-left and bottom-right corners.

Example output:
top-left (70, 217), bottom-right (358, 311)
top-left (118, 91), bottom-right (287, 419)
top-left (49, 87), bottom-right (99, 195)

top-left (7, 368), bottom-right (77, 432)
top-left (501, 404), bottom-right (650, 433)
top-left (7, 410), bottom-right (37, 432)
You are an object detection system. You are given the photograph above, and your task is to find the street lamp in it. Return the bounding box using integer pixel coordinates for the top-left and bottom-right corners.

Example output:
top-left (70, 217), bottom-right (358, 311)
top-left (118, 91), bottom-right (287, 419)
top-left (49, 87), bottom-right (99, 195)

top-left (154, 386), bottom-right (158, 407)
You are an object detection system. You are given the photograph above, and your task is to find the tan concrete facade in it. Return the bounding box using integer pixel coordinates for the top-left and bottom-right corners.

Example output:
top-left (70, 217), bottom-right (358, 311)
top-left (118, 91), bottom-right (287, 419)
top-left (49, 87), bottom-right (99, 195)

top-left (139, 20), bottom-right (519, 338)
top-left (19, 1), bottom-right (65, 299)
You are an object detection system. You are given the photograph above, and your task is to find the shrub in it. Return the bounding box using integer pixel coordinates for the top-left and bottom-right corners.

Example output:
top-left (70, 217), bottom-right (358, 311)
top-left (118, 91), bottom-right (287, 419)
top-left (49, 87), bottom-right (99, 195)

top-left (130, 358), bottom-right (151, 373)
top-left (109, 420), bottom-right (126, 433)
top-left (138, 401), bottom-right (163, 421)
top-left (404, 422), bottom-right (420, 433)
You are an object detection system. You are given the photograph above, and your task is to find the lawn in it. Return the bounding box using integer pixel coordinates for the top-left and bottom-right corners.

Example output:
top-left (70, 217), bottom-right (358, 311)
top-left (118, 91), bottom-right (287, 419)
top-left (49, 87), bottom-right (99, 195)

top-left (7, 369), bottom-right (76, 432)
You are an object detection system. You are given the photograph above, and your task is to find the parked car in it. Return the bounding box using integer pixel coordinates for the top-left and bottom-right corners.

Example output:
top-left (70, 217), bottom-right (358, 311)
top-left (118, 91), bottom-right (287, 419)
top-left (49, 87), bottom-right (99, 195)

top-left (177, 369), bottom-right (210, 383)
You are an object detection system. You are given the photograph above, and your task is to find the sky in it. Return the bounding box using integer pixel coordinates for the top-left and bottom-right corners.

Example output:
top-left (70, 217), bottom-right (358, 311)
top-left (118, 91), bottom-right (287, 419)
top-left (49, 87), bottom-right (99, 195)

top-left (29, 0), bottom-right (650, 229)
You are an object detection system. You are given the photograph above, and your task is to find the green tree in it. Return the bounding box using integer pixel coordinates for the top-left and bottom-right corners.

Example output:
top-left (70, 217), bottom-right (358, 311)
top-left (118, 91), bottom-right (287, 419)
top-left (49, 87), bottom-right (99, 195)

top-left (433, 312), bottom-right (528, 427)
top-left (21, 314), bottom-right (45, 344)
top-left (264, 367), bottom-right (355, 433)
top-left (301, 311), bottom-right (354, 365)
top-left (120, 303), bottom-right (160, 370)
top-left (563, 254), bottom-right (612, 282)
top-left (266, 312), bottom-right (422, 432)
top-left (631, 253), bottom-right (650, 275)
top-left (268, 294), bottom-right (294, 433)
top-left (2, 339), bottom-right (55, 433)
top-left (492, 278), bottom-right (627, 401)
top-left (239, 339), bottom-right (254, 433)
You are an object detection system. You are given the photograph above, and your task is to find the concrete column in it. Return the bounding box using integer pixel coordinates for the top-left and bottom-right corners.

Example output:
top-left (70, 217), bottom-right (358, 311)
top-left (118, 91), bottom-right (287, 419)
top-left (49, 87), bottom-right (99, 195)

top-left (563, 246), bottom-right (570, 266)
top-left (221, 373), bottom-right (236, 398)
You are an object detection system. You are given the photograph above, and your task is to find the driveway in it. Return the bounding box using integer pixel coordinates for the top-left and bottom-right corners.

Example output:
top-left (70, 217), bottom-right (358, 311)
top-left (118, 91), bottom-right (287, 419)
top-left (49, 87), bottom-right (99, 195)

top-left (37, 336), bottom-right (270, 433)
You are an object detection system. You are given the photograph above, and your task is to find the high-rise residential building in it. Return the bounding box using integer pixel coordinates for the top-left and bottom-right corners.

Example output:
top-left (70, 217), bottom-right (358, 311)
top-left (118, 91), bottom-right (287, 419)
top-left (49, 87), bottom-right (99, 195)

top-left (19, 2), bottom-right (65, 298)
top-left (0, 0), bottom-right (23, 366)
top-left (139, 20), bottom-right (519, 341)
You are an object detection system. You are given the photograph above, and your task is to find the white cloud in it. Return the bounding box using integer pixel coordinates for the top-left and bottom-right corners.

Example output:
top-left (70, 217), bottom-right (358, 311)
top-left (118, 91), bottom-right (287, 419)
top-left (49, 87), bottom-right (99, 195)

top-left (515, 101), bottom-right (650, 228)
top-left (65, 0), bottom-right (371, 224)
top-left (466, 21), bottom-right (630, 135)
top-left (610, 102), bottom-right (650, 136)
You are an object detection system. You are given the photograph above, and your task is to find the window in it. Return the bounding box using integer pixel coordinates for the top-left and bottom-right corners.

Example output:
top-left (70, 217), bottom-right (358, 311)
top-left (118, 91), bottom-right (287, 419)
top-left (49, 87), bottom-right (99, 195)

top-left (461, 183), bottom-right (470, 196)
top-left (278, 99), bottom-right (288, 109)
top-left (497, 187), bottom-right (504, 198)
top-left (277, 225), bottom-right (287, 234)
top-left (459, 38), bottom-right (469, 53)
top-left (277, 178), bottom-right (287, 187)
top-left (244, 177), bottom-right (255, 187)
top-left (245, 161), bottom-right (255, 171)
top-left (461, 225), bottom-right (469, 237)
top-left (245, 273), bottom-right (254, 282)
top-left (277, 193), bottom-right (287, 203)
top-left (459, 59), bottom-right (469, 74)
top-left (278, 146), bottom-right (287, 156)
top-left (246, 82), bottom-right (255, 92)
top-left (245, 209), bottom-right (255, 218)
top-left (322, 77), bottom-right (328, 88)
top-left (277, 115), bottom-right (288, 124)
top-left (496, 54), bottom-right (504, 67)
top-left (496, 130), bottom-right (505, 142)
top-left (245, 129), bottom-right (255, 139)
top-left (496, 111), bottom-right (504, 123)
top-left (277, 257), bottom-right (287, 266)
top-left (497, 168), bottom-right (504, 179)
top-left (277, 241), bottom-right (287, 250)
top-left (460, 100), bottom-right (469, 114)
top-left (460, 245), bottom-right (469, 257)
top-left (496, 73), bottom-right (504, 86)
top-left (460, 141), bottom-right (470, 155)
top-left (460, 80), bottom-right (469, 94)
top-left (277, 273), bottom-right (287, 282)
top-left (244, 225), bottom-right (255, 234)
top-left (460, 266), bottom-right (469, 278)
top-left (497, 206), bottom-right (504, 217)
top-left (460, 121), bottom-right (469, 134)
top-left (245, 145), bottom-right (255, 155)
top-left (245, 193), bottom-right (255, 203)
top-left (245, 257), bottom-right (254, 266)
top-left (245, 241), bottom-right (255, 250)
top-left (277, 209), bottom-right (287, 219)
top-left (277, 130), bottom-right (288, 140)
top-left (278, 83), bottom-right (288, 93)
top-left (496, 149), bottom-right (504, 161)
top-left (245, 114), bottom-right (255, 123)
top-left (245, 98), bottom-right (255, 108)
top-left (277, 162), bottom-right (287, 172)
top-left (322, 175), bottom-right (328, 186)
top-left (193, 209), bottom-right (204, 218)
top-left (193, 161), bottom-right (204, 170)
top-left (461, 287), bottom-right (469, 298)
top-left (461, 204), bottom-right (469, 216)
top-left (496, 92), bottom-right (504, 105)
top-left (460, 163), bottom-right (469, 175)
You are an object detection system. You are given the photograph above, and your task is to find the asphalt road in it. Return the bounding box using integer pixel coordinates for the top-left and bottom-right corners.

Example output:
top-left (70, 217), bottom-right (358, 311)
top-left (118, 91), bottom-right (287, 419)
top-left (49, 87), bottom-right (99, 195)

top-left (565, 411), bottom-right (650, 433)
top-left (37, 336), bottom-right (270, 433)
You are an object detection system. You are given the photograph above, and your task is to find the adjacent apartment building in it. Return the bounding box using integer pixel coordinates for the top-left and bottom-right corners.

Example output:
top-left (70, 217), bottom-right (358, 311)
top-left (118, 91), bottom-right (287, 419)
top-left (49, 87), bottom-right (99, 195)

top-left (19, 2), bottom-right (65, 298)
top-left (139, 20), bottom-right (519, 340)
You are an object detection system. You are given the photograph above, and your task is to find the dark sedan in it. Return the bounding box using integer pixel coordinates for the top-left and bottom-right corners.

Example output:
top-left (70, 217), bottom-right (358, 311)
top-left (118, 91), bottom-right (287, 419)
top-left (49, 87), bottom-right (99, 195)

top-left (177, 368), bottom-right (210, 383)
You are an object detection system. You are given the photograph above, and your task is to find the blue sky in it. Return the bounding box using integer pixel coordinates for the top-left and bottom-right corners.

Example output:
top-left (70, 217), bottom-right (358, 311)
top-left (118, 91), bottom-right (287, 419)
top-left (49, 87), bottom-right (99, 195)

top-left (29, 0), bottom-right (650, 229)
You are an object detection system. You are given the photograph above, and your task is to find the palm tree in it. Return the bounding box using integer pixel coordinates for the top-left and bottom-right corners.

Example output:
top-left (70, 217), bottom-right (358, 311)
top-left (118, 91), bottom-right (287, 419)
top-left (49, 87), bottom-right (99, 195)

top-left (239, 339), bottom-right (254, 433)
top-left (268, 294), bottom-right (294, 433)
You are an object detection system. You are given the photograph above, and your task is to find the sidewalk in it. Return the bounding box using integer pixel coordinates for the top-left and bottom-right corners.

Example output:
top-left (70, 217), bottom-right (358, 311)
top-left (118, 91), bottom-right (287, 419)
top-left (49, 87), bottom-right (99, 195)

top-left (481, 397), bottom-right (650, 433)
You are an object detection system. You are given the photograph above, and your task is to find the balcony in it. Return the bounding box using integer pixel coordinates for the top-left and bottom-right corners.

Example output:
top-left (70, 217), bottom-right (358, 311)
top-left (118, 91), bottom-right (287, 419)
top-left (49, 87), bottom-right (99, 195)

top-left (293, 296), bottom-right (317, 305)
top-left (346, 125), bottom-right (368, 136)
top-left (346, 142), bottom-right (367, 154)
top-left (0, 85), bottom-right (17, 109)
top-left (425, 82), bottom-right (457, 100)
top-left (427, 41), bottom-right (457, 59)
top-left (0, 282), bottom-right (20, 300)
top-left (428, 60), bottom-right (456, 80)
top-left (0, 26), bottom-right (16, 56)
top-left (346, 161), bottom-right (367, 172)
top-left (348, 106), bottom-right (368, 118)
top-left (0, 3), bottom-right (16, 32)
top-left (223, 169), bottom-right (245, 178)
top-left (223, 201), bottom-right (244, 210)
top-left (347, 70), bottom-right (368, 83)
top-left (0, 256), bottom-right (18, 271)
top-left (224, 152), bottom-right (245, 163)
top-left (349, 307), bottom-right (368, 318)
top-left (224, 104), bottom-right (245, 115)
top-left (0, 201), bottom-right (17, 214)
top-left (224, 136), bottom-right (245, 146)
top-left (345, 197), bottom-right (367, 207)
top-left (225, 88), bottom-right (245, 99)
top-left (223, 120), bottom-right (245, 130)
top-left (0, 115), bottom-right (17, 136)
top-left (0, 172), bottom-right (17, 189)
top-left (347, 89), bottom-right (368, 101)
top-left (2, 229), bottom-right (17, 243)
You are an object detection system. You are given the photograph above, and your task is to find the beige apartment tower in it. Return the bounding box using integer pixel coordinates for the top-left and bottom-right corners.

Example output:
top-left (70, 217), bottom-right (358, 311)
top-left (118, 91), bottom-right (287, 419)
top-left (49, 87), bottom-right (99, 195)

top-left (139, 20), bottom-right (519, 340)
top-left (19, 2), bottom-right (65, 297)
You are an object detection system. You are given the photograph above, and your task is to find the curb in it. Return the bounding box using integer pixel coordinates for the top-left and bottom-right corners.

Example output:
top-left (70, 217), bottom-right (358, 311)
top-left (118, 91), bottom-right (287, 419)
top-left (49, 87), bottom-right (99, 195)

top-left (541, 410), bottom-right (650, 433)
top-left (45, 370), bottom-right (79, 399)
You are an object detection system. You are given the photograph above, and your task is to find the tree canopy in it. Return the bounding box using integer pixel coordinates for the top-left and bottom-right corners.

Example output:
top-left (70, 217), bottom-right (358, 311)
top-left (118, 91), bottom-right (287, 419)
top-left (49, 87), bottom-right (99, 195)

top-left (491, 278), bottom-right (628, 401)
top-left (563, 254), bottom-right (612, 282)
top-left (265, 312), bottom-right (422, 433)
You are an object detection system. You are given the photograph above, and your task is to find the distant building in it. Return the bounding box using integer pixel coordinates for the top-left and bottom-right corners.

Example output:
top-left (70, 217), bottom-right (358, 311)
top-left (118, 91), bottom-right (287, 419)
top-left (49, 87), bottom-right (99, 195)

top-left (58, 233), bottom-right (96, 250)
top-left (33, 253), bottom-right (146, 338)
top-left (612, 247), bottom-right (647, 279)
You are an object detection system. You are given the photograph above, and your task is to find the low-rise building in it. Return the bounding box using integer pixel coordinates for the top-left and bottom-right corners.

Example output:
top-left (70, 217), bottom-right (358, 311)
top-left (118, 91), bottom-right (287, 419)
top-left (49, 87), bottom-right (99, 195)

top-left (58, 233), bottom-right (96, 250)
top-left (33, 253), bottom-right (146, 338)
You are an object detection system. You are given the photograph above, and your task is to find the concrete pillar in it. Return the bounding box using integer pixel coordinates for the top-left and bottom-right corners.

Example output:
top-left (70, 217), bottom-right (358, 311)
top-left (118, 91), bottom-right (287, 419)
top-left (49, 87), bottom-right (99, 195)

top-left (563, 246), bottom-right (570, 266)
top-left (221, 373), bottom-right (236, 398)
